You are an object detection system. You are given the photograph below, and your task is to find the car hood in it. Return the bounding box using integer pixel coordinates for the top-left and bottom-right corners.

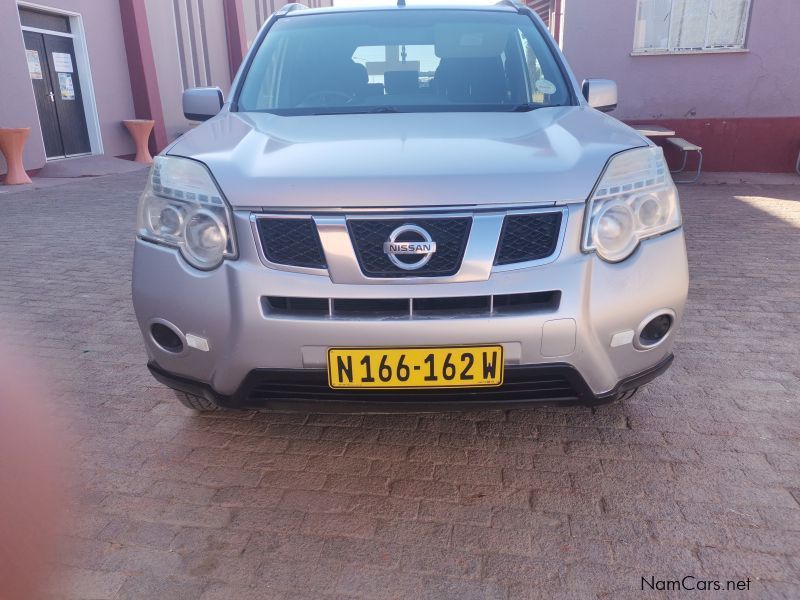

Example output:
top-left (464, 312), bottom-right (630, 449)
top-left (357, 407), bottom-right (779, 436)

top-left (168, 107), bottom-right (648, 209)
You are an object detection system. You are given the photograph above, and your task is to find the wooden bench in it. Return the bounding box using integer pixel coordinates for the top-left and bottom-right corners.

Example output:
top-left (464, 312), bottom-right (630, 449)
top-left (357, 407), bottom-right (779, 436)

top-left (666, 137), bottom-right (703, 184)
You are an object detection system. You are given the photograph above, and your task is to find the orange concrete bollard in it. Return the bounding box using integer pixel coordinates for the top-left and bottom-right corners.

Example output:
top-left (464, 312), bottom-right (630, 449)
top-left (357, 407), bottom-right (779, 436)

top-left (123, 119), bottom-right (155, 164)
top-left (0, 128), bottom-right (33, 185)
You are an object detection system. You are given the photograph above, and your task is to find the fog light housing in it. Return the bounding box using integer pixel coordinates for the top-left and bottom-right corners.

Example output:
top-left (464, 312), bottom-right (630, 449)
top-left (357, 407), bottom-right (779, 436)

top-left (639, 313), bottom-right (673, 347)
top-left (150, 322), bottom-right (184, 353)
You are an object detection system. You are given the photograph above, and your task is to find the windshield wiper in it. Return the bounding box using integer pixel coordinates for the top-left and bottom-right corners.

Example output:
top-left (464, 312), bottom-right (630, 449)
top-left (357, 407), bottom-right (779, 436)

top-left (305, 105), bottom-right (557, 116)
top-left (310, 106), bottom-right (401, 116)
top-left (508, 103), bottom-right (559, 112)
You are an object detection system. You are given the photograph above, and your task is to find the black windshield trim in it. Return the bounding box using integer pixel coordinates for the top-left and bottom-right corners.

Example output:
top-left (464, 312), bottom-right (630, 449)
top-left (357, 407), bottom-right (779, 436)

top-left (520, 5), bottom-right (578, 106)
top-left (286, 7), bottom-right (520, 18)
top-left (246, 104), bottom-right (564, 116)
top-left (230, 12), bottom-right (278, 113)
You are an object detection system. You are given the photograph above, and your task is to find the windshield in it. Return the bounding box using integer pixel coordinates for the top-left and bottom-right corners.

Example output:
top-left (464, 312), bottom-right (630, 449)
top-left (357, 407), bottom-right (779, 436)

top-left (236, 9), bottom-right (573, 115)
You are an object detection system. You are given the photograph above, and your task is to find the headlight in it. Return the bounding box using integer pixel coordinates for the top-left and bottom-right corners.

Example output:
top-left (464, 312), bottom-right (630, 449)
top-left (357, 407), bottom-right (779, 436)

top-left (137, 156), bottom-right (236, 269)
top-left (583, 147), bottom-right (681, 262)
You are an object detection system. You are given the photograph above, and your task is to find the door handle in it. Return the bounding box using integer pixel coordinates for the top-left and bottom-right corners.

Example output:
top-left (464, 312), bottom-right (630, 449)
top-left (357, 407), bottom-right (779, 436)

top-left (49, 91), bottom-right (55, 102)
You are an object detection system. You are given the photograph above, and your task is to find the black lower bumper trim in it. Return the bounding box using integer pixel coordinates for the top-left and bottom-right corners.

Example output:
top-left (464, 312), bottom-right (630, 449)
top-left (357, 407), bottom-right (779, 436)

top-left (147, 354), bottom-right (674, 412)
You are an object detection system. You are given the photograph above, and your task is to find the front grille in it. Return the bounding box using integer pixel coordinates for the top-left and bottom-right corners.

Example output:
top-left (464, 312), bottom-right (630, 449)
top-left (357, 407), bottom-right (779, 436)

top-left (256, 210), bottom-right (564, 274)
top-left (495, 212), bottom-right (562, 266)
top-left (256, 218), bottom-right (326, 269)
top-left (348, 218), bottom-right (472, 278)
top-left (240, 366), bottom-right (583, 405)
top-left (263, 291), bottom-right (560, 319)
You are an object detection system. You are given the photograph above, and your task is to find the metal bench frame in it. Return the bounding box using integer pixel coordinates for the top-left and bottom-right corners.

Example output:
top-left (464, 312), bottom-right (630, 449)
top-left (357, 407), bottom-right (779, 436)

top-left (668, 138), bottom-right (703, 184)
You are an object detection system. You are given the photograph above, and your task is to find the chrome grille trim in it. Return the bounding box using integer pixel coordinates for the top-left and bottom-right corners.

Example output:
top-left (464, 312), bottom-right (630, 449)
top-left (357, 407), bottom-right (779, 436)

top-left (250, 213), bottom-right (328, 277)
top-left (492, 207), bottom-right (569, 272)
top-left (250, 207), bottom-right (568, 282)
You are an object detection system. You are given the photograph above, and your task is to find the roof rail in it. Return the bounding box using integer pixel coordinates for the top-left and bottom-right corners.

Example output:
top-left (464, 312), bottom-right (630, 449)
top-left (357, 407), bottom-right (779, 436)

top-left (495, 0), bottom-right (524, 12)
top-left (277, 3), bottom-right (308, 16)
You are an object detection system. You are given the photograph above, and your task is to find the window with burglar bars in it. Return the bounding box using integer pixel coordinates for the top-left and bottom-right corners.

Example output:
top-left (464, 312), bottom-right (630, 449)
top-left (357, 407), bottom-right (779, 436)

top-left (633, 0), bottom-right (752, 54)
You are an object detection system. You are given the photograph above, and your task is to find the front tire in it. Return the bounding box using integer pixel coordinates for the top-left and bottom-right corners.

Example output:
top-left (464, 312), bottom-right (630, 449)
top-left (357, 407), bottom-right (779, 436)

top-left (174, 390), bottom-right (218, 412)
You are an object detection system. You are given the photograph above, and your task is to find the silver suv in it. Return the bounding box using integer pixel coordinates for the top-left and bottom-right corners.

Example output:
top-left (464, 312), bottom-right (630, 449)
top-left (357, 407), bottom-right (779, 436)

top-left (132, 1), bottom-right (689, 412)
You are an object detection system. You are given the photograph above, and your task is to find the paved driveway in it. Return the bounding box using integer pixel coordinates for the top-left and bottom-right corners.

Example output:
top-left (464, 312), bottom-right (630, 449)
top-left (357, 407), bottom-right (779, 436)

top-left (0, 174), bottom-right (798, 599)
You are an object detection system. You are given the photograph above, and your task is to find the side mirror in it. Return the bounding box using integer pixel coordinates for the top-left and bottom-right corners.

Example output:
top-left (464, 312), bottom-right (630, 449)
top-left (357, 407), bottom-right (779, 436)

top-left (183, 87), bottom-right (223, 121)
top-left (581, 79), bottom-right (617, 113)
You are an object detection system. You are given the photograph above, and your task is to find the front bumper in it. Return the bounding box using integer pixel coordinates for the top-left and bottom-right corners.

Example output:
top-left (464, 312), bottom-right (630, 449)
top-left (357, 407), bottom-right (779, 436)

top-left (148, 354), bottom-right (673, 412)
top-left (132, 203), bottom-right (689, 408)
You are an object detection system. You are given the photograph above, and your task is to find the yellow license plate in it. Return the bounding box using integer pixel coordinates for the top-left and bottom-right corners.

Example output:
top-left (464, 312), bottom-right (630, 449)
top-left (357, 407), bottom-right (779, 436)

top-left (327, 345), bottom-right (504, 389)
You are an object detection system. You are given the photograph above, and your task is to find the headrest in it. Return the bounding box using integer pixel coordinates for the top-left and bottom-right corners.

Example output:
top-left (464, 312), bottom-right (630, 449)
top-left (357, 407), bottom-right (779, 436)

top-left (384, 70), bottom-right (419, 95)
top-left (350, 62), bottom-right (369, 86)
top-left (434, 24), bottom-right (508, 58)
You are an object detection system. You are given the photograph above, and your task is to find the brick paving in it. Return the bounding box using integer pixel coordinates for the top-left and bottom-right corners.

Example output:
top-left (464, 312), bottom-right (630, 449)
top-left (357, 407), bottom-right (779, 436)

top-left (0, 173), bottom-right (798, 599)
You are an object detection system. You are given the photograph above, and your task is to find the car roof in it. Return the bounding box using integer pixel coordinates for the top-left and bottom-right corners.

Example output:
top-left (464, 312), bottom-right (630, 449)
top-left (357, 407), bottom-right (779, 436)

top-left (280, 2), bottom-right (523, 18)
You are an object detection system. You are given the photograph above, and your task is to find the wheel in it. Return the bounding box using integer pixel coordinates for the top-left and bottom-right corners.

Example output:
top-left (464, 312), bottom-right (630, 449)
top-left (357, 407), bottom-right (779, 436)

top-left (174, 390), bottom-right (218, 412)
top-left (617, 387), bottom-right (639, 402)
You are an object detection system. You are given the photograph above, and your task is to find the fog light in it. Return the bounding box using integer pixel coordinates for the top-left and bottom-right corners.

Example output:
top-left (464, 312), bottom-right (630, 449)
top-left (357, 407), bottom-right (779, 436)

top-left (639, 314), bottom-right (673, 346)
top-left (151, 322), bottom-right (184, 353)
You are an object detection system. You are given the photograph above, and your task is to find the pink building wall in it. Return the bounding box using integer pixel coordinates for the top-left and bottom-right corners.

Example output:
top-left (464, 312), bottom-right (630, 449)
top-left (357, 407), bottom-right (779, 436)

top-left (2, 0), bottom-right (333, 177)
top-left (59, 0), bottom-right (138, 157)
top-left (562, 0), bottom-right (800, 172)
top-left (0, 1), bottom-right (45, 174)
top-left (0, 0), bottom-right (137, 174)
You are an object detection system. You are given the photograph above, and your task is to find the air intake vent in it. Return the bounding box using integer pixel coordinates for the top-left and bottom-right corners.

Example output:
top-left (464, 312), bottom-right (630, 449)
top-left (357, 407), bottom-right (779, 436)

top-left (242, 367), bottom-right (582, 405)
top-left (495, 212), bottom-right (562, 266)
top-left (256, 218), bottom-right (326, 269)
top-left (262, 291), bottom-right (560, 319)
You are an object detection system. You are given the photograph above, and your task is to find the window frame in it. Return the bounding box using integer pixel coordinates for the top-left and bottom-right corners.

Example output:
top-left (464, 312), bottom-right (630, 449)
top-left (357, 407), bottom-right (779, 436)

top-left (631, 0), bottom-right (753, 56)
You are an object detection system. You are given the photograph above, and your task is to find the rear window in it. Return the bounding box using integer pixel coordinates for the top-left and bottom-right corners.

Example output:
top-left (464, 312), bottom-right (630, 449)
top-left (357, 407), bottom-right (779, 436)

top-left (237, 9), bottom-right (572, 115)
